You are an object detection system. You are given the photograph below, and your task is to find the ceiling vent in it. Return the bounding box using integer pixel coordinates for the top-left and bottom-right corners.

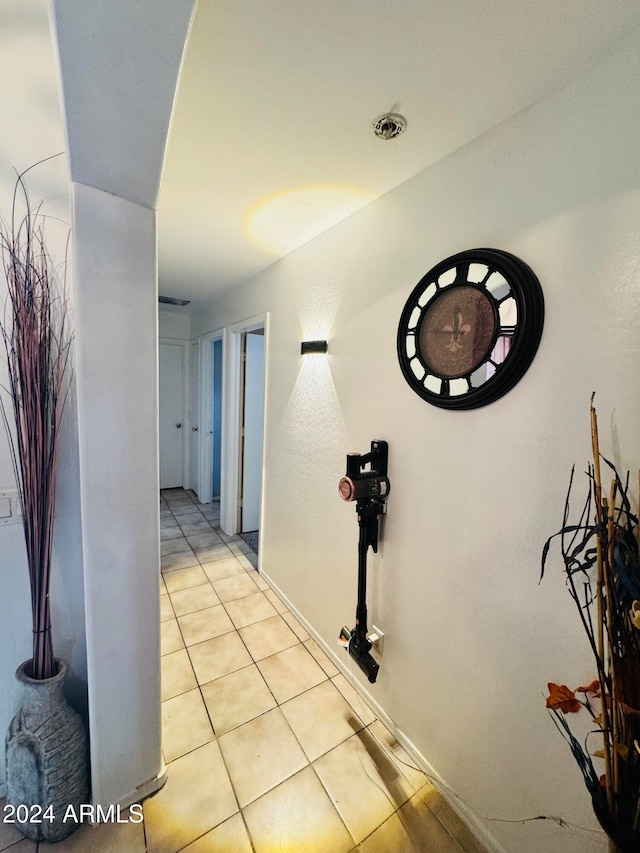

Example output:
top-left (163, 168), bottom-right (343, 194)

top-left (371, 113), bottom-right (407, 140)
top-left (159, 295), bottom-right (190, 306)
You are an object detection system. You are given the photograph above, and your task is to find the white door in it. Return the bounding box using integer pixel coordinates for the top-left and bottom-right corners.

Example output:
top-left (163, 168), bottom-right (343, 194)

top-left (159, 343), bottom-right (184, 489)
top-left (240, 331), bottom-right (265, 531)
top-left (189, 340), bottom-right (200, 495)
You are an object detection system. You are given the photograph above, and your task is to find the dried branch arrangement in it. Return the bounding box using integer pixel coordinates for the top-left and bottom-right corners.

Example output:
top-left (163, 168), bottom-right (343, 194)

top-left (0, 166), bottom-right (72, 680)
top-left (541, 396), bottom-right (640, 853)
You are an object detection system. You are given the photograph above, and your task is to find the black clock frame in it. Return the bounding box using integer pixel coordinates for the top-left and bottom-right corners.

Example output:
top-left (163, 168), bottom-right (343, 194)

top-left (396, 248), bottom-right (544, 410)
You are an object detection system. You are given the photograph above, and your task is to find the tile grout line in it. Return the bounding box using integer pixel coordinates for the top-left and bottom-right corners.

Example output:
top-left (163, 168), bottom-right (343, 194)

top-left (161, 493), bottom-right (360, 850)
top-left (164, 495), bottom-right (262, 853)
top-left (161, 497), bottom-right (245, 848)
top-left (161, 499), bottom-right (249, 849)
top-left (160, 491), bottom-right (475, 853)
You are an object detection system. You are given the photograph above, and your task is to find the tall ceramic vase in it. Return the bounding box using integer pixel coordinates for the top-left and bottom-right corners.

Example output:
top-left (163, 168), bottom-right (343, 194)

top-left (5, 658), bottom-right (89, 842)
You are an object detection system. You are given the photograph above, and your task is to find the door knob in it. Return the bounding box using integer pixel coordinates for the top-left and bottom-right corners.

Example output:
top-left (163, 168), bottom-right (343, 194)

top-left (192, 427), bottom-right (198, 432)
top-left (176, 423), bottom-right (182, 428)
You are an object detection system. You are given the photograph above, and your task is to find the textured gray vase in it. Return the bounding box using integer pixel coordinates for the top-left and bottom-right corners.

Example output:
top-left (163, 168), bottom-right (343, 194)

top-left (5, 658), bottom-right (89, 842)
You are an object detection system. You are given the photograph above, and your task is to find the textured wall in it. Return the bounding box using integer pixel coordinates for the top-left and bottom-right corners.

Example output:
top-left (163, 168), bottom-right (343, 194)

top-left (191, 31), bottom-right (640, 853)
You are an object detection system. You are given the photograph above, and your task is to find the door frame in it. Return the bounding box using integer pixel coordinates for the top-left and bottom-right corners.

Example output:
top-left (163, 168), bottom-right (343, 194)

top-left (159, 337), bottom-right (190, 490)
top-left (197, 327), bottom-right (225, 505)
top-left (221, 313), bottom-right (268, 537)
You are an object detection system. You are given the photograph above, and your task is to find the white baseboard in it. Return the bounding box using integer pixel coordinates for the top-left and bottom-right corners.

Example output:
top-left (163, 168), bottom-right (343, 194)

top-left (116, 762), bottom-right (167, 810)
top-left (259, 568), bottom-right (505, 853)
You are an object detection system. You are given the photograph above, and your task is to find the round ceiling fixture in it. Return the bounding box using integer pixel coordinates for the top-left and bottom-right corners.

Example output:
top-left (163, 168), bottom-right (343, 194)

top-left (371, 113), bottom-right (407, 140)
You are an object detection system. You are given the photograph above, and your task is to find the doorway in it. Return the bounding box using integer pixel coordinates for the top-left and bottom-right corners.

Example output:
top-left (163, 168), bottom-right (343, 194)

top-left (159, 342), bottom-right (187, 489)
top-left (189, 340), bottom-right (200, 494)
top-left (218, 315), bottom-right (267, 543)
top-left (212, 339), bottom-right (223, 500)
top-left (197, 331), bottom-right (225, 506)
top-left (238, 328), bottom-right (265, 535)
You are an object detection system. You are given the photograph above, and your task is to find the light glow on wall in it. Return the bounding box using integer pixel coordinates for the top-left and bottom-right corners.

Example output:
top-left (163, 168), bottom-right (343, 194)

top-left (279, 353), bottom-right (347, 449)
top-left (245, 185), bottom-right (376, 257)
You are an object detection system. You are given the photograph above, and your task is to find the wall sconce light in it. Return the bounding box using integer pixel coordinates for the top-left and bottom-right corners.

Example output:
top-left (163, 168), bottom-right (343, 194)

top-left (300, 340), bottom-right (328, 355)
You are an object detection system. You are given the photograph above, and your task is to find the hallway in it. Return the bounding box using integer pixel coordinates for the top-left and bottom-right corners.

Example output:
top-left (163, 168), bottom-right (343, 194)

top-left (152, 489), bottom-right (486, 852)
top-left (0, 488), bottom-right (486, 853)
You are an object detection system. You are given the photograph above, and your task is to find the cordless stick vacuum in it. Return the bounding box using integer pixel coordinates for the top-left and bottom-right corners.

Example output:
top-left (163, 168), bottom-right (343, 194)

top-left (338, 440), bottom-right (390, 684)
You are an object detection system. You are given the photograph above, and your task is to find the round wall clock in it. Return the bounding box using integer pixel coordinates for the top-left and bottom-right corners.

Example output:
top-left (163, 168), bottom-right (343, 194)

top-left (397, 248), bottom-right (544, 410)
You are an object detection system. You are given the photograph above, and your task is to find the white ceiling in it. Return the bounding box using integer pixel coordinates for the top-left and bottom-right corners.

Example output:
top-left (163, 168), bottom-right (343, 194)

top-left (3, 1), bottom-right (640, 316)
top-left (157, 0), bottom-right (640, 312)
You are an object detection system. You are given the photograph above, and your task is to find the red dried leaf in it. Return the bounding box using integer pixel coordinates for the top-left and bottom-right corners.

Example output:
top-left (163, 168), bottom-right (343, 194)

top-left (546, 682), bottom-right (581, 713)
top-left (576, 679), bottom-right (601, 697)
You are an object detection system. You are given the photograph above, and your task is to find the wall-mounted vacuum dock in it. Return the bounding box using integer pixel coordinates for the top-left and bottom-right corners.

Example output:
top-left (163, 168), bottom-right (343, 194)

top-left (338, 439), bottom-right (390, 684)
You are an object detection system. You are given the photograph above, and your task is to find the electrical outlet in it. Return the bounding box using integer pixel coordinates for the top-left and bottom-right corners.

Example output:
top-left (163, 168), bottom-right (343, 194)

top-left (369, 625), bottom-right (384, 655)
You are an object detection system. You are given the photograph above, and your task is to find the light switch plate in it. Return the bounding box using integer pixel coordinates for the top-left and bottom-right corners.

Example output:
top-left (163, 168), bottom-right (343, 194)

top-left (0, 489), bottom-right (23, 525)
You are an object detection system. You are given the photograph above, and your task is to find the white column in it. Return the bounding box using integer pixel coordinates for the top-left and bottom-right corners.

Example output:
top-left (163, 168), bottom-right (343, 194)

top-left (49, 0), bottom-right (197, 808)
top-left (72, 183), bottom-right (162, 807)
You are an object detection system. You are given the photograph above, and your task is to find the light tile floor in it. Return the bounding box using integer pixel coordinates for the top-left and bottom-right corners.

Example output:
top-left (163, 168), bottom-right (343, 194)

top-left (0, 489), bottom-right (486, 853)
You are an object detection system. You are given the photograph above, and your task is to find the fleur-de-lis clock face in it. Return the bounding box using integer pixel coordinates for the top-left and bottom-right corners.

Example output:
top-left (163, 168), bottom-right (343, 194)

top-left (397, 249), bottom-right (544, 410)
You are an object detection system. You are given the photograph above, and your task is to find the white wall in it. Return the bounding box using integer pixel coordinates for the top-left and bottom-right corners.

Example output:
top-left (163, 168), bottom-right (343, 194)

top-left (0, 1), bottom-right (86, 795)
top-left (191, 31), bottom-right (640, 853)
top-left (159, 309), bottom-right (191, 341)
